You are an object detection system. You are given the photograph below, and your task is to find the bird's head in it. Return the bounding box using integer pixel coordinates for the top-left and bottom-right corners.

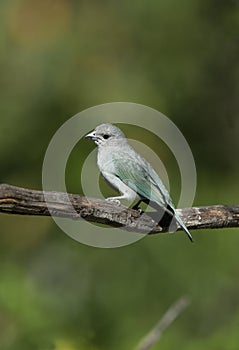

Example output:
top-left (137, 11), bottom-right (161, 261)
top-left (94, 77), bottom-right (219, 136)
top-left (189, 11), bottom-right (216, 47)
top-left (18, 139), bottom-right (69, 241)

top-left (85, 123), bottom-right (126, 147)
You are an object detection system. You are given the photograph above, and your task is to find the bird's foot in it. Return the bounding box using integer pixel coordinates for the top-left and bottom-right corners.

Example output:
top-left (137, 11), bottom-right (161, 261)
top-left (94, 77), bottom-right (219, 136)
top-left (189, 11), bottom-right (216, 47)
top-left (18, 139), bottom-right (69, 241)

top-left (135, 208), bottom-right (144, 215)
top-left (132, 201), bottom-right (144, 214)
top-left (106, 197), bottom-right (121, 206)
top-left (132, 205), bottom-right (144, 214)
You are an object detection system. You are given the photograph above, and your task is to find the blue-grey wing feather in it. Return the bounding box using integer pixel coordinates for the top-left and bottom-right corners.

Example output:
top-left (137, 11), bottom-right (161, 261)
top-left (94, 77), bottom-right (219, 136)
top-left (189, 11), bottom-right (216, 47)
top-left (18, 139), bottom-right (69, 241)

top-left (112, 156), bottom-right (172, 209)
top-left (112, 155), bottom-right (193, 241)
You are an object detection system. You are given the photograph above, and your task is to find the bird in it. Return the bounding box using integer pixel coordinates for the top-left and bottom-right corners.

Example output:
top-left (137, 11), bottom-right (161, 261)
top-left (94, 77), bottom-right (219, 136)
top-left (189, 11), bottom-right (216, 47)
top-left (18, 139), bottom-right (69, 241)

top-left (85, 123), bottom-right (193, 241)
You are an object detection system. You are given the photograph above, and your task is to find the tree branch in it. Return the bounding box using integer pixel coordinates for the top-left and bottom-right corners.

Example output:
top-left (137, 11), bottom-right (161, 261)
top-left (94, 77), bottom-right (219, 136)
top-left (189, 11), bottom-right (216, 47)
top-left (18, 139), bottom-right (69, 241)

top-left (135, 296), bottom-right (190, 350)
top-left (0, 184), bottom-right (238, 234)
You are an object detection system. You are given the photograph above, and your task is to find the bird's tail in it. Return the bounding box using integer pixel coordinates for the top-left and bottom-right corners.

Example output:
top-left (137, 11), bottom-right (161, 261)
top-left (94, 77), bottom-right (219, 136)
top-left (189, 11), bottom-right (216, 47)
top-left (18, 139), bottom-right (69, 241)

top-left (174, 212), bottom-right (193, 242)
top-left (149, 202), bottom-right (193, 242)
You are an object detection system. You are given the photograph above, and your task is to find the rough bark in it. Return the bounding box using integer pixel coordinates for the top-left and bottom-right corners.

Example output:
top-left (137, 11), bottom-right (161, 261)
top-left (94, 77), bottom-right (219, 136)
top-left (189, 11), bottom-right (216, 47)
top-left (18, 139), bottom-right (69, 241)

top-left (0, 184), bottom-right (238, 234)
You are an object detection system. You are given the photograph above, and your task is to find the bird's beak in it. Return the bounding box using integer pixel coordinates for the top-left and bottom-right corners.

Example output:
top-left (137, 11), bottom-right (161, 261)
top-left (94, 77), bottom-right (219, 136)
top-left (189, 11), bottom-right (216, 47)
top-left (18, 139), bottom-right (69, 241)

top-left (85, 131), bottom-right (98, 141)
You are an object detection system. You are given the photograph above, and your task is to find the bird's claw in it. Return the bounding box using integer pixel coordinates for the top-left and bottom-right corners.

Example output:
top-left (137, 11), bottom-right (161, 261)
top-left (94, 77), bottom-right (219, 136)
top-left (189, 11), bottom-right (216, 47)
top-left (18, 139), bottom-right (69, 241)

top-left (106, 198), bottom-right (121, 206)
top-left (131, 203), bottom-right (144, 214)
top-left (132, 207), bottom-right (144, 215)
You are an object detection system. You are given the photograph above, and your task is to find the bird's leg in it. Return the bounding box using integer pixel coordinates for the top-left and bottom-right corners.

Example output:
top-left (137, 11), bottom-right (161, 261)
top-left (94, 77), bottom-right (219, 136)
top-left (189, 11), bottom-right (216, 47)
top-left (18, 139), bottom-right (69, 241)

top-left (132, 199), bottom-right (151, 214)
top-left (132, 200), bottom-right (143, 211)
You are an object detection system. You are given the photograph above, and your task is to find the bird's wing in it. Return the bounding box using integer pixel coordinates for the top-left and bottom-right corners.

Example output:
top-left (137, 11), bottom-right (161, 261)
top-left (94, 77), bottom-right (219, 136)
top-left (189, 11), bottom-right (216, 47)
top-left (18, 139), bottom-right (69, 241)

top-left (112, 156), bottom-right (172, 209)
top-left (113, 155), bottom-right (193, 241)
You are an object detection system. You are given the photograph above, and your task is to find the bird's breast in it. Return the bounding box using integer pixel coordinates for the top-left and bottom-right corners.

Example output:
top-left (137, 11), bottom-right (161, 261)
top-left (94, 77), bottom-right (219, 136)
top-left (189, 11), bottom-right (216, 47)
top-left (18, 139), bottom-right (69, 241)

top-left (97, 147), bottom-right (116, 173)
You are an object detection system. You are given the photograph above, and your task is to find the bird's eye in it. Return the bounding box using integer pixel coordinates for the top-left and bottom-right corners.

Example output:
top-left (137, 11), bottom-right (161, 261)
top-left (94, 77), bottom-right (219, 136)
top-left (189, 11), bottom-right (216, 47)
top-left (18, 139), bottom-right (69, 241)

top-left (103, 134), bottom-right (110, 139)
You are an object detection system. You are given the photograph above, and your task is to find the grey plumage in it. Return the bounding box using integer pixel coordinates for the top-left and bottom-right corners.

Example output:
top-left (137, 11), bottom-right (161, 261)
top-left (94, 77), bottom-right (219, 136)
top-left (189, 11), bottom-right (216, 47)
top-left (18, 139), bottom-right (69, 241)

top-left (86, 123), bottom-right (193, 241)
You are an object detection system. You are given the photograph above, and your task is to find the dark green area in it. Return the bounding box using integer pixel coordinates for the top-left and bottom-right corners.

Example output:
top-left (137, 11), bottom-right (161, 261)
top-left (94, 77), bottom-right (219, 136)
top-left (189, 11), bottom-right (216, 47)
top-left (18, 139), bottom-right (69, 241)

top-left (0, 1), bottom-right (238, 349)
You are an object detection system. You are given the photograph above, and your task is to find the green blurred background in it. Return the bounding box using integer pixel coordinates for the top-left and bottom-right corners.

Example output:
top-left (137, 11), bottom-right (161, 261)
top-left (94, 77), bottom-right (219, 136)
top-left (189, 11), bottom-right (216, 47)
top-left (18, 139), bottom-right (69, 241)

top-left (1, 0), bottom-right (239, 349)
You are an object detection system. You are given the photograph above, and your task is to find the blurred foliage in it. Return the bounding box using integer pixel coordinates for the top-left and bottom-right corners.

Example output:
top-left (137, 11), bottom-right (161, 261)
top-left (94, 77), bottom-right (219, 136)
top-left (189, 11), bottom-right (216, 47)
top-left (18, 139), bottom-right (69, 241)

top-left (0, 0), bottom-right (239, 349)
